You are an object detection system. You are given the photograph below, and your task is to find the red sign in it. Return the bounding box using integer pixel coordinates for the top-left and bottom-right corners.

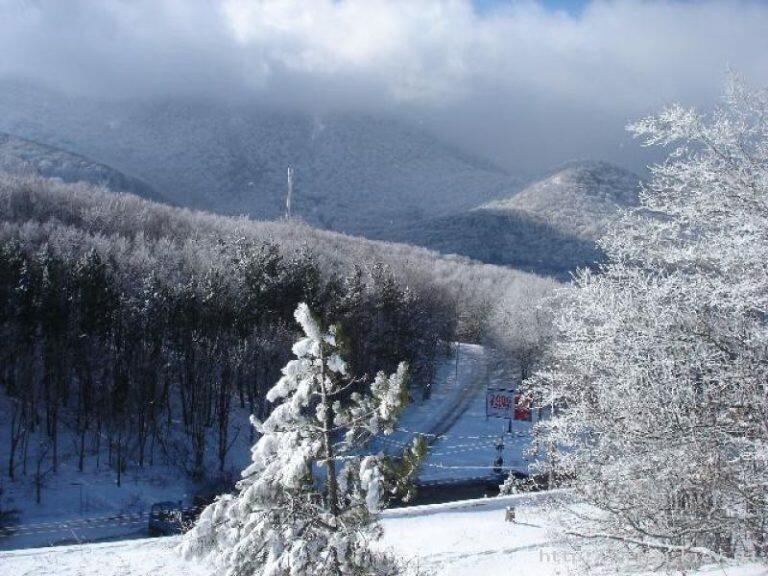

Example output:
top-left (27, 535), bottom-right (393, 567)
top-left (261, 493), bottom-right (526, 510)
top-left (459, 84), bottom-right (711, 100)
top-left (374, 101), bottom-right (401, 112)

top-left (486, 389), bottom-right (533, 421)
top-left (514, 393), bottom-right (532, 422)
top-left (486, 390), bottom-right (515, 419)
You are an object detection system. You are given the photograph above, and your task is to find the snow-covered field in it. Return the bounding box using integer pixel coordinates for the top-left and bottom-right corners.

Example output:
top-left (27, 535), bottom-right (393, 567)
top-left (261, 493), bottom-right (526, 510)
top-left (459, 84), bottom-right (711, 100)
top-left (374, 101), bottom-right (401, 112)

top-left (2, 492), bottom-right (764, 576)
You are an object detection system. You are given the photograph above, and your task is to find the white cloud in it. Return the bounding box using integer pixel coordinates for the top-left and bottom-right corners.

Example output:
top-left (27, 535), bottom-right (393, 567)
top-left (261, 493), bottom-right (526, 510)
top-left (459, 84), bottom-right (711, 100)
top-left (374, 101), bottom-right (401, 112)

top-left (216, 0), bottom-right (768, 110)
top-left (1, 0), bottom-right (767, 172)
top-left (222, 0), bottom-right (478, 101)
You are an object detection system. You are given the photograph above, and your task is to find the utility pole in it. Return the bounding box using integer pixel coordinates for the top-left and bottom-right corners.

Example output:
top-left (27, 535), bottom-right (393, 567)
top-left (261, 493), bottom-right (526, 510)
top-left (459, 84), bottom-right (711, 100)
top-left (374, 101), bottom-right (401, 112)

top-left (285, 166), bottom-right (294, 220)
top-left (455, 342), bottom-right (460, 382)
top-left (548, 381), bottom-right (556, 490)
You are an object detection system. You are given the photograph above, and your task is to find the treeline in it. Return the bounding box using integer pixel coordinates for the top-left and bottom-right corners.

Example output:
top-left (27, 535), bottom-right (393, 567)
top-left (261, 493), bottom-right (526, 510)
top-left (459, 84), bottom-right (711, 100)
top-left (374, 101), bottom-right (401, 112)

top-left (0, 172), bottom-right (554, 340)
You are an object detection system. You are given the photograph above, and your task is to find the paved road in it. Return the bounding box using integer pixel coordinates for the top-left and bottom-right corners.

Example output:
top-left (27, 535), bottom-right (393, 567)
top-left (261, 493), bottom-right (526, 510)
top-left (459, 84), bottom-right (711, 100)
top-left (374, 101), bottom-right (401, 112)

top-left (371, 342), bottom-right (490, 456)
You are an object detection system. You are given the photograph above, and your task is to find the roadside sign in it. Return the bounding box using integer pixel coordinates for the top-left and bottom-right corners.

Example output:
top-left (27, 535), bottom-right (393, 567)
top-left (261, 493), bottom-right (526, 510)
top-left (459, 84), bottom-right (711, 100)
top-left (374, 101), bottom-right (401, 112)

top-left (486, 389), bottom-right (534, 421)
top-left (486, 389), bottom-right (515, 419)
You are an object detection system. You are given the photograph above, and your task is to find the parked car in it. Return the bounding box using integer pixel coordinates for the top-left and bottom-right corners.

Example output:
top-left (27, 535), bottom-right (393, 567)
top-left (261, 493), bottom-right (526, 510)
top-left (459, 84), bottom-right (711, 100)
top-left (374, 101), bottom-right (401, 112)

top-left (148, 501), bottom-right (186, 536)
top-left (148, 477), bottom-right (235, 537)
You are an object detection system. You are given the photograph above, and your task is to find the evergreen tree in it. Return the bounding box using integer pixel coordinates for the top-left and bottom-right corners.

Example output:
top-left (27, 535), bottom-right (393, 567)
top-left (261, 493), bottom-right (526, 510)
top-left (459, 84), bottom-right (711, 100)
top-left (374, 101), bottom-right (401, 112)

top-left (181, 302), bottom-right (415, 576)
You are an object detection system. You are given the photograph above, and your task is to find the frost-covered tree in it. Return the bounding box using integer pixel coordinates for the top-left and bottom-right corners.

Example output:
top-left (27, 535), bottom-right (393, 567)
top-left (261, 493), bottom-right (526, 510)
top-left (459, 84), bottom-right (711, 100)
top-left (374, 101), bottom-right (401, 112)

top-left (487, 283), bottom-right (553, 381)
top-left (181, 302), bottom-right (416, 576)
top-left (531, 77), bottom-right (768, 569)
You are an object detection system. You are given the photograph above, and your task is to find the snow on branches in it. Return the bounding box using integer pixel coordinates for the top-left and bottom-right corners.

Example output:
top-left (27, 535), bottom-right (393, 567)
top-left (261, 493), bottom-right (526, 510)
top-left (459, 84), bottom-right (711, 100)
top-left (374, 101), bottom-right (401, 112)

top-left (530, 76), bottom-right (768, 570)
top-left (181, 302), bottom-right (418, 576)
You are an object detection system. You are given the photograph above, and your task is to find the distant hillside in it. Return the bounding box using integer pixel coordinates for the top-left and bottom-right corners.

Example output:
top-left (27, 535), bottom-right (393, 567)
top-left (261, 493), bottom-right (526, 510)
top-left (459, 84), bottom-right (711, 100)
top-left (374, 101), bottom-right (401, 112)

top-left (485, 160), bottom-right (641, 240)
top-left (0, 132), bottom-right (161, 201)
top-left (373, 208), bottom-right (602, 277)
top-left (0, 172), bottom-right (555, 326)
top-left (0, 82), bottom-right (642, 275)
top-left (0, 79), bottom-right (521, 236)
top-left (373, 161), bottom-right (639, 276)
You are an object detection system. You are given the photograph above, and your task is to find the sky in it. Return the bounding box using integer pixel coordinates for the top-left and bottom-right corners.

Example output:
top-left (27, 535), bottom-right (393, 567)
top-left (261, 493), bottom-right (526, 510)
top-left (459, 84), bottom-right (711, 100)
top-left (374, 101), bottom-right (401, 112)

top-left (475, 0), bottom-right (590, 14)
top-left (0, 0), bottom-right (767, 175)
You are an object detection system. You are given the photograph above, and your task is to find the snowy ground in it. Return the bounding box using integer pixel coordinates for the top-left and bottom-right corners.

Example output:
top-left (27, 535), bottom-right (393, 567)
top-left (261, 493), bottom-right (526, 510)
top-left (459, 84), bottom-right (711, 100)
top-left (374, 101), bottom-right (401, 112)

top-left (373, 344), bottom-right (541, 484)
top-left (370, 343), bottom-right (490, 456)
top-left (0, 395), bottom-right (256, 551)
top-left (0, 343), bottom-right (535, 550)
top-left (417, 347), bottom-right (543, 482)
top-left (2, 492), bottom-right (765, 576)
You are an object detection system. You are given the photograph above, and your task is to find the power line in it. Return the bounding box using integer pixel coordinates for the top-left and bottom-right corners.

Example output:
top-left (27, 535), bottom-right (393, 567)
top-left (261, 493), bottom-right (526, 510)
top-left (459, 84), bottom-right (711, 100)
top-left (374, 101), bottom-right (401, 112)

top-left (391, 425), bottom-right (533, 441)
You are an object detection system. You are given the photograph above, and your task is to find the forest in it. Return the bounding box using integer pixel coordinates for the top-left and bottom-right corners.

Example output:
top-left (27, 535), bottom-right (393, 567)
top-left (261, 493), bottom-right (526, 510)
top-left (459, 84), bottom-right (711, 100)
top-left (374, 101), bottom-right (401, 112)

top-left (0, 172), bottom-right (555, 489)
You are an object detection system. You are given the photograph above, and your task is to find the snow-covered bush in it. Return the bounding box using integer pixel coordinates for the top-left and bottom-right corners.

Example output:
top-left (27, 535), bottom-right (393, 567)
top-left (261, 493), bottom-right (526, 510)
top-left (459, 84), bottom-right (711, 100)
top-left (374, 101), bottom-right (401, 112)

top-left (181, 302), bottom-right (418, 575)
top-left (531, 77), bottom-right (768, 569)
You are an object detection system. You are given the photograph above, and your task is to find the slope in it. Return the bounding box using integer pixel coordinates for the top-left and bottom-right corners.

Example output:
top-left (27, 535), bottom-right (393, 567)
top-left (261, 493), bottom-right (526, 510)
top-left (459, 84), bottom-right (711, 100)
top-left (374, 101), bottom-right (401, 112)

top-left (0, 79), bottom-right (521, 236)
top-left (0, 171), bottom-right (552, 313)
top-left (485, 160), bottom-right (642, 240)
top-left (0, 132), bottom-right (161, 201)
top-left (375, 160), bottom-right (640, 275)
top-left (0, 173), bottom-right (558, 551)
top-left (373, 207), bottom-right (602, 277)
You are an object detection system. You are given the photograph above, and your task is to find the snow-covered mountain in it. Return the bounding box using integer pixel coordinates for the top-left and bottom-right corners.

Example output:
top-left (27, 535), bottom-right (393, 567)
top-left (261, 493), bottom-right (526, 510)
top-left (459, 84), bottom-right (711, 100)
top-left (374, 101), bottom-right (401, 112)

top-left (484, 160), bottom-right (642, 240)
top-left (0, 132), bottom-right (161, 201)
top-left (372, 208), bottom-right (602, 277)
top-left (0, 81), bottom-right (641, 275)
top-left (372, 161), bottom-right (639, 275)
top-left (0, 79), bottom-right (520, 236)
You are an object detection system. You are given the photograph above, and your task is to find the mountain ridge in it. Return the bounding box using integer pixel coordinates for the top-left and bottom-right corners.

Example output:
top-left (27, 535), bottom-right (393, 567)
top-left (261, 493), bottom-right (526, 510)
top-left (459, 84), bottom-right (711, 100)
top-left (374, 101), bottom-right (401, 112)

top-left (373, 160), bottom-right (640, 276)
top-left (483, 160), bottom-right (642, 240)
top-left (0, 80), bottom-right (642, 276)
top-left (0, 79), bottom-right (522, 236)
top-left (0, 131), bottom-right (162, 202)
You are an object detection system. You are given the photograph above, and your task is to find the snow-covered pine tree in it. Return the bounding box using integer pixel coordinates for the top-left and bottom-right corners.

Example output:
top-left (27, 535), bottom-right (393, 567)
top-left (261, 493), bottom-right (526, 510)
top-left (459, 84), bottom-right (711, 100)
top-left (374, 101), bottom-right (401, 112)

top-left (181, 302), bottom-right (418, 576)
top-left (529, 76), bottom-right (768, 569)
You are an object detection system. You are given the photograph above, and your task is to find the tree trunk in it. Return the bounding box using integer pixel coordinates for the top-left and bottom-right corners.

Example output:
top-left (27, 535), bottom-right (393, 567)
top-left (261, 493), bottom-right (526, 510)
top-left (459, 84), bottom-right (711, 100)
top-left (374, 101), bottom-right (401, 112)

top-left (78, 428), bottom-right (86, 472)
top-left (116, 435), bottom-right (122, 487)
top-left (51, 407), bottom-right (58, 474)
top-left (319, 353), bottom-right (338, 518)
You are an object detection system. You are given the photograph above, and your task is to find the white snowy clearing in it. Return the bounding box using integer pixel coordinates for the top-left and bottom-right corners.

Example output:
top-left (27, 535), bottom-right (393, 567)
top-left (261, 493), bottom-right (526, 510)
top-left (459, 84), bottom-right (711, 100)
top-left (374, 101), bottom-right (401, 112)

top-left (1, 492), bottom-right (764, 576)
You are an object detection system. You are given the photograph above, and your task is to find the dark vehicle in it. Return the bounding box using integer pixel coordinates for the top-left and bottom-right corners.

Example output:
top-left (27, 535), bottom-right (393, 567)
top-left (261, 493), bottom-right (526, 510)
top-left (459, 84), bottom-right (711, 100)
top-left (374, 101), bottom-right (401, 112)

top-left (148, 478), bottom-right (235, 537)
top-left (148, 501), bottom-right (187, 536)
